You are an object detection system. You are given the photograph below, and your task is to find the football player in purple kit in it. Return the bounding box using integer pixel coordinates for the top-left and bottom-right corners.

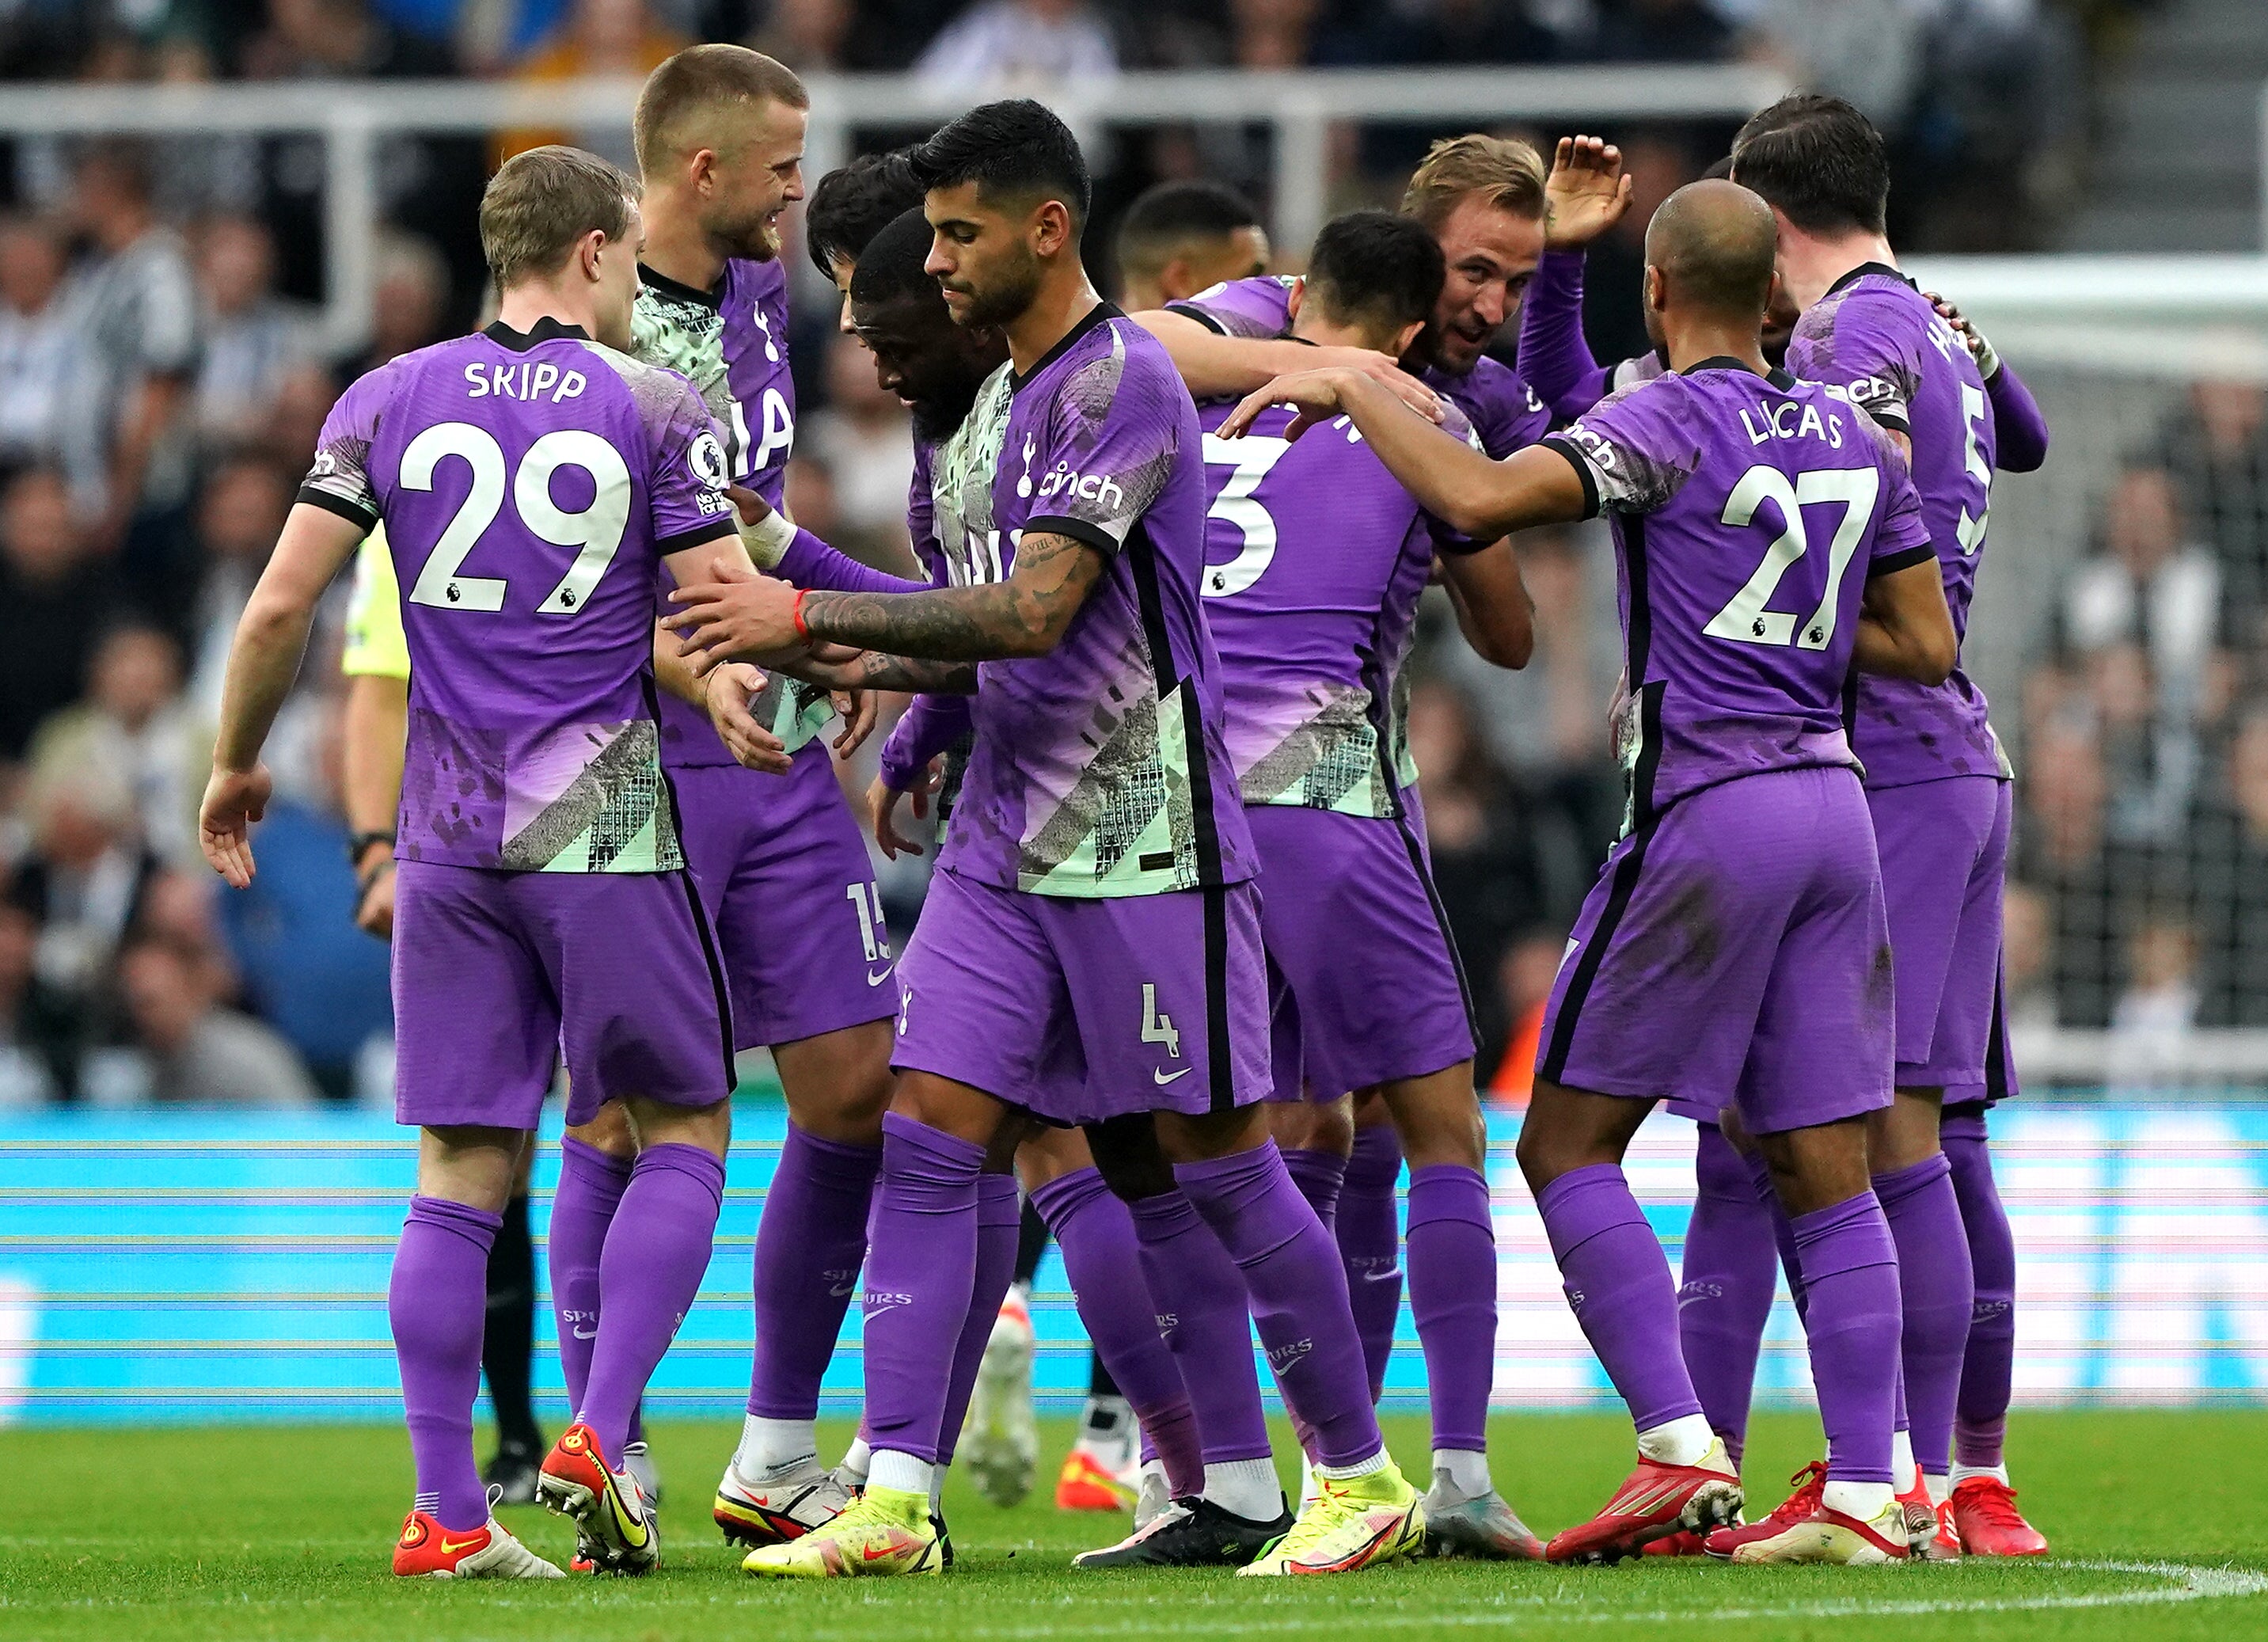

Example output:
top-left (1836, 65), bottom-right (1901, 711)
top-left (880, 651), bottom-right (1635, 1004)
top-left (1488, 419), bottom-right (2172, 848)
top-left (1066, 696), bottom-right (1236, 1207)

top-left (1711, 95), bottom-right (2051, 1561)
top-left (1518, 127), bottom-right (2053, 1560)
top-left (1137, 132), bottom-right (1554, 1475)
top-left (1222, 177), bottom-right (1962, 1565)
top-left (1161, 207), bottom-right (1546, 1562)
top-left (512, 48), bottom-right (902, 1556)
top-left (678, 98), bottom-right (1428, 1580)
top-left (197, 146), bottom-right (767, 1579)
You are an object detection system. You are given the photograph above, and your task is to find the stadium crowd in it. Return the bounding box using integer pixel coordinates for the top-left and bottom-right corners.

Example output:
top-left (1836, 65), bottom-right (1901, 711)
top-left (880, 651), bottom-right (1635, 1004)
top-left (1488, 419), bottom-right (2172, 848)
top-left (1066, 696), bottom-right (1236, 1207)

top-left (0, 0), bottom-right (2236, 1111)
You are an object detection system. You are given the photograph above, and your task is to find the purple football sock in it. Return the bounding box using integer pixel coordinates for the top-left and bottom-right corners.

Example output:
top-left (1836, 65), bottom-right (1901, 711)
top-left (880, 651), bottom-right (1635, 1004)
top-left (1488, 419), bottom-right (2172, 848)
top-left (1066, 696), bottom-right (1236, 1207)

top-left (580, 1143), bottom-right (724, 1460)
top-left (1281, 1146), bottom-right (1347, 1229)
top-left (862, 1113), bottom-right (984, 1465)
top-left (549, 1138), bottom-right (631, 1422)
top-left (1126, 1188), bottom-right (1273, 1464)
top-left (1176, 1142), bottom-right (1383, 1469)
top-left (1741, 1146), bottom-right (1810, 1320)
top-left (391, 1195), bottom-right (502, 1530)
top-left (1339, 1124), bottom-right (1404, 1402)
top-left (936, 1173), bottom-right (1020, 1465)
top-left (1405, 1163), bottom-right (1496, 1456)
top-left (1034, 1166), bottom-right (1203, 1499)
top-left (1873, 1152), bottom-right (1973, 1478)
top-left (1791, 1190), bottom-right (1902, 1485)
top-left (1537, 1164), bottom-right (1703, 1432)
top-left (1945, 1122), bottom-right (2015, 1469)
top-left (1678, 1123), bottom-right (1778, 1464)
top-left (749, 1124), bottom-right (883, 1420)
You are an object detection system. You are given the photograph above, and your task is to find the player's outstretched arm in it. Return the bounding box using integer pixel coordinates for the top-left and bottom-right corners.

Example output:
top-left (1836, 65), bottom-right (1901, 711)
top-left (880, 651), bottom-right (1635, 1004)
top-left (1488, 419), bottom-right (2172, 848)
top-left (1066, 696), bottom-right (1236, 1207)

top-left (1855, 557), bottom-right (1957, 684)
top-left (1223, 369), bottom-right (1589, 539)
top-left (1134, 306), bottom-right (1443, 422)
top-left (202, 503), bottom-right (367, 888)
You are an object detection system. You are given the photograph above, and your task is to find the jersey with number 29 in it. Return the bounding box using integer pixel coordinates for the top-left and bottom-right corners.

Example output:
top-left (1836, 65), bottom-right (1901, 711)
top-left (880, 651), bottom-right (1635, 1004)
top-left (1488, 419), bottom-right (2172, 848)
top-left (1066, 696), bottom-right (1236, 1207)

top-left (1542, 359), bottom-right (1934, 831)
top-left (300, 316), bottom-right (739, 873)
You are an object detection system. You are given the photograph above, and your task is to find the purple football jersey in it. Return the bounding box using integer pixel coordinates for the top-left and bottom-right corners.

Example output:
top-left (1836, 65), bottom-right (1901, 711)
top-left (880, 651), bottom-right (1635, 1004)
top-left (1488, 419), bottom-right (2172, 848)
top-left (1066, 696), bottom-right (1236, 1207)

top-left (1171, 274), bottom-right (1552, 460)
top-left (635, 256), bottom-right (815, 767)
top-left (302, 317), bottom-right (737, 871)
top-left (1543, 360), bottom-right (1934, 829)
top-left (1787, 265), bottom-right (2004, 788)
top-left (878, 434), bottom-right (975, 812)
top-left (925, 305), bottom-right (1253, 897)
top-left (1195, 397), bottom-right (1475, 814)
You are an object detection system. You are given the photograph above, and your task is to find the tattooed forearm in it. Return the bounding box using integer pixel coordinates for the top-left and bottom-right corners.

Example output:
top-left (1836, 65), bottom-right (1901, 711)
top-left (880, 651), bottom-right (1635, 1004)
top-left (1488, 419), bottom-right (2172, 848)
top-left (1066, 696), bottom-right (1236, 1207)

top-left (800, 531), bottom-right (1107, 662)
top-left (854, 655), bottom-right (980, 694)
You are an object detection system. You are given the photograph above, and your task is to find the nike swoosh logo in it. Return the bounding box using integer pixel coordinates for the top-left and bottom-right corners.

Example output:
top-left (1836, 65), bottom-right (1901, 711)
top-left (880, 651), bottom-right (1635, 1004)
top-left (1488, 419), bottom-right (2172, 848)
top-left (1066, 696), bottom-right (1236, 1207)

top-left (437, 1536), bottom-right (483, 1555)
top-left (1361, 1267), bottom-right (1404, 1283)
top-left (828, 1283), bottom-right (855, 1298)
top-left (572, 1326), bottom-right (598, 1340)
top-left (862, 1542), bottom-right (898, 1561)
top-left (608, 1484), bottom-right (649, 1548)
top-left (866, 967), bottom-right (895, 986)
top-left (1153, 1066), bottom-right (1191, 1085)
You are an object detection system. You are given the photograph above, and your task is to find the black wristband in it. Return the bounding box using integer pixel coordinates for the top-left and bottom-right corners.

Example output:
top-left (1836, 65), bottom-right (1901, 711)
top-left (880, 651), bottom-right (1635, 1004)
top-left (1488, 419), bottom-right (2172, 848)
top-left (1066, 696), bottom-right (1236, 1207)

top-left (347, 829), bottom-right (395, 865)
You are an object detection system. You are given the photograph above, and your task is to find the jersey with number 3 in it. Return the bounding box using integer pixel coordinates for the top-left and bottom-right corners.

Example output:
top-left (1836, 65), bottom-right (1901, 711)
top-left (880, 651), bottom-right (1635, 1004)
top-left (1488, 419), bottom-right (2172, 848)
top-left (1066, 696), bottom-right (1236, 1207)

top-left (1787, 266), bottom-right (2002, 788)
top-left (1542, 361), bottom-right (1934, 831)
top-left (1196, 397), bottom-right (1476, 815)
top-left (300, 317), bottom-right (738, 873)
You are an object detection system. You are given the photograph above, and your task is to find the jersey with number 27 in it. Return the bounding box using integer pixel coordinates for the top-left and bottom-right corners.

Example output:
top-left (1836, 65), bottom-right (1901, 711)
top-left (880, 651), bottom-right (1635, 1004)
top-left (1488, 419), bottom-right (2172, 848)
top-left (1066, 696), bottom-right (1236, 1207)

top-left (300, 317), bottom-right (739, 873)
top-left (1787, 265), bottom-right (2003, 789)
top-left (1542, 360), bottom-right (1933, 831)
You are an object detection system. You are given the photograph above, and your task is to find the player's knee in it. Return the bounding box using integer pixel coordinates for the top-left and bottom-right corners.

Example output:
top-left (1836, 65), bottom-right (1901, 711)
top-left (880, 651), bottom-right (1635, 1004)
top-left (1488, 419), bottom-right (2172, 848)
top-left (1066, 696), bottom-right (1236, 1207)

top-left (566, 1100), bottom-right (638, 1161)
top-left (1085, 1114), bottom-right (1177, 1201)
top-left (625, 1093), bottom-right (731, 1159)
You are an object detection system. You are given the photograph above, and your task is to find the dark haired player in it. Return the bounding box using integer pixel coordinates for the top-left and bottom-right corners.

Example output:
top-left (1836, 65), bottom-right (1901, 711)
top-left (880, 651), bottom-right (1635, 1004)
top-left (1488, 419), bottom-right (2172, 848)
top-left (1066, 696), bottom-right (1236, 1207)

top-left (199, 145), bottom-right (765, 1580)
top-left (1518, 131), bottom-right (2051, 1560)
top-left (804, 148), bottom-right (925, 330)
top-left (1224, 178), bottom-right (1960, 1565)
top-left (1115, 179), bottom-right (1271, 313)
top-left (1709, 93), bottom-right (2050, 1560)
top-left (1133, 207), bottom-right (1547, 1564)
top-left (680, 98), bottom-right (1427, 1581)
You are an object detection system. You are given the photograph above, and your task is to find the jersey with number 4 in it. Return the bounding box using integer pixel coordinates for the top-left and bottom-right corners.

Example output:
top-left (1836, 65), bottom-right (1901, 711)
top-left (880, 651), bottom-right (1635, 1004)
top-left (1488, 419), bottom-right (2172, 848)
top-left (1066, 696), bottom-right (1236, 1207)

top-left (1787, 265), bottom-right (2002, 788)
top-left (1542, 360), bottom-right (1934, 830)
top-left (300, 317), bottom-right (738, 872)
top-left (1196, 397), bottom-right (1476, 815)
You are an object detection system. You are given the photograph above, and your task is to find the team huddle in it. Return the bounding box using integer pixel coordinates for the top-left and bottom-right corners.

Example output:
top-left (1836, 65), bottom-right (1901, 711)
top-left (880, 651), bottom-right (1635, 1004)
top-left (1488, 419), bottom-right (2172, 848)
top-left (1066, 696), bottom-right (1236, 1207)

top-left (196, 44), bottom-right (2053, 1581)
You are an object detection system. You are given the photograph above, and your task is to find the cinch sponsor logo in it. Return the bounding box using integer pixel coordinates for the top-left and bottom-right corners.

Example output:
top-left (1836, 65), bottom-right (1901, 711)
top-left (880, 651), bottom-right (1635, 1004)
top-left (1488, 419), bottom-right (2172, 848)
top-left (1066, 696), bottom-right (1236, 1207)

top-left (1035, 463), bottom-right (1124, 511)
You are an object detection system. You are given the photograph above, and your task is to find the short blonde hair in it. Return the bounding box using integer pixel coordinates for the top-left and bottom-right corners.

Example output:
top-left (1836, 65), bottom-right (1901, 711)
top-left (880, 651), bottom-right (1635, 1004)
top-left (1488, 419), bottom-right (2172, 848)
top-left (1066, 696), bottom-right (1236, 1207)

top-left (1400, 134), bottom-right (1546, 231)
top-left (634, 45), bottom-right (808, 173)
top-left (478, 146), bottom-right (636, 290)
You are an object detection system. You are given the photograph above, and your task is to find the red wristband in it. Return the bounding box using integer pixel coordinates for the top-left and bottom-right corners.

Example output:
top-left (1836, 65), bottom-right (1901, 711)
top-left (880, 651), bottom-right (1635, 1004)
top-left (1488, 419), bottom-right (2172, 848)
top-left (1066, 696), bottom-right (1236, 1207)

top-left (792, 587), bottom-right (811, 644)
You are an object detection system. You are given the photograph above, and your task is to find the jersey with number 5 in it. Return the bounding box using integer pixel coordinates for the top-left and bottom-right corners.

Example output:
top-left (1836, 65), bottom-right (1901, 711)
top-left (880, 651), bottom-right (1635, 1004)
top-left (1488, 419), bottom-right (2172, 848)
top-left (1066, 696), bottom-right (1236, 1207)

top-left (1195, 397), bottom-right (1476, 815)
top-left (299, 317), bottom-right (739, 873)
top-left (1787, 266), bottom-right (2003, 789)
top-left (1541, 361), bottom-right (1934, 831)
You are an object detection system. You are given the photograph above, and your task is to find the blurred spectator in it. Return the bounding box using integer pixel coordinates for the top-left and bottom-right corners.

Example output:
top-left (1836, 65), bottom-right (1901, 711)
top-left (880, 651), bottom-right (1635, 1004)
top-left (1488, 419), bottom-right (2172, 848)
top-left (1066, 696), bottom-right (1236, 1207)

top-left (0, 902), bottom-right (75, 1106)
top-left (192, 215), bottom-right (318, 453)
top-left (0, 468), bottom-right (125, 763)
top-left (111, 929), bottom-right (319, 1108)
top-left (213, 700), bottom-right (393, 1100)
top-left (264, 363), bottom-right (342, 473)
top-left (782, 450), bottom-right (842, 545)
top-left (59, 139), bottom-right (199, 563)
top-left (496, 0), bottom-right (691, 169)
top-left (1741, 0), bottom-right (1927, 135)
top-left (1405, 676), bottom-right (1548, 1064)
top-left (25, 625), bottom-right (203, 870)
top-left (745, 0), bottom-right (850, 68)
top-left (6, 759), bottom-right (163, 1017)
top-left (1484, 927), bottom-right (1567, 1104)
top-left (1226, 0), bottom-right (1316, 67)
top-left (0, 217), bottom-right (77, 481)
top-left (803, 331), bottom-right (917, 568)
top-left (2002, 880), bottom-right (2054, 1033)
top-left (244, 0), bottom-right (458, 78)
top-left (2106, 909), bottom-right (2199, 1093)
top-left (916, 0), bottom-right (1118, 85)
top-left (336, 230), bottom-right (452, 385)
top-left (2196, 704), bottom-right (2268, 1028)
top-left (2157, 379), bottom-right (2268, 616)
top-left (2045, 462), bottom-right (2232, 846)
top-left (187, 454), bottom-right (298, 721)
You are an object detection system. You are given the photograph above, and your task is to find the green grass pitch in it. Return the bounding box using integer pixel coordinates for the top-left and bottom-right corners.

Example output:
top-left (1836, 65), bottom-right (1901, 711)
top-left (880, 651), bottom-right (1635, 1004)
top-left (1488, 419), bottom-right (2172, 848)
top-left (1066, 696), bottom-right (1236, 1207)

top-left (3, 1410), bottom-right (2264, 1640)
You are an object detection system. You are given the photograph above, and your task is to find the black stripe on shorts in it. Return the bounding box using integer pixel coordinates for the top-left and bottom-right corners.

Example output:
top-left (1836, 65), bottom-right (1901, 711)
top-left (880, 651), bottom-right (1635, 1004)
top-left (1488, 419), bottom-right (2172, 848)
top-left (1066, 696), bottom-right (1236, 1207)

top-left (1537, 808), bottom-right (1662, 1089)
